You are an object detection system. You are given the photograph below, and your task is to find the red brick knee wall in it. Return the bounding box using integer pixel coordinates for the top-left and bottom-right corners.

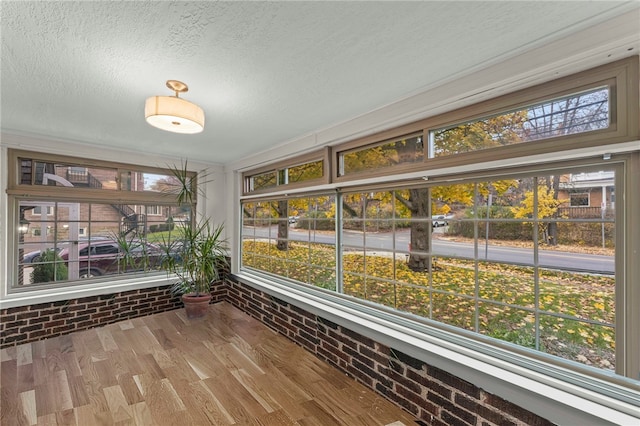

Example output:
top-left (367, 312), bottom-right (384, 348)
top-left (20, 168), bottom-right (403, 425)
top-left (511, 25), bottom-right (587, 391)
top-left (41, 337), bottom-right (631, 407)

top-left (0, 281), bottom-right (228, 348)
top-left (225, 278), bottom-right (554, 426)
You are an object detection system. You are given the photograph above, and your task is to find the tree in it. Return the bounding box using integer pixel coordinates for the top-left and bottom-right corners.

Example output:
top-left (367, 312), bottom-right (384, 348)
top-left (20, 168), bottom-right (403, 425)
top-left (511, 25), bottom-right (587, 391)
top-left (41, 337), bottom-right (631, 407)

top-left (512, 184), bottom-right (560, 244)
top-left (434, 112), bottom-right (528, 156)
top-left (520, 90), bottom-right (608, 245)
top-left (264, 161), bottom-right (324, 251)
top-left (395, 188), bottom-right (430, 271)
top-left (542, 175), bottom-right (560, 245)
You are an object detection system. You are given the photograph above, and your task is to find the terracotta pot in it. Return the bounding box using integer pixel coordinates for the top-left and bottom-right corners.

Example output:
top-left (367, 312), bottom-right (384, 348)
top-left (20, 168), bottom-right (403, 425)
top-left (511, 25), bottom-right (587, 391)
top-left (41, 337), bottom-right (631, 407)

top-left (181, 294), bottom-right (212, 319)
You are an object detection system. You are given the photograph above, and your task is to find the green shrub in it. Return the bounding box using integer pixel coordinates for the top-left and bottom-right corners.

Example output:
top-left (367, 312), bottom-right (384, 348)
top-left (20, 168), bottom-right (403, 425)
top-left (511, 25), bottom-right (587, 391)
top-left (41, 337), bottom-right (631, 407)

top-left (30, 249), bottom-right (68, 283)
top-left (296, 211), bottom-right (336, 231)
top-left (149, 223), bottom-right (176, 234)
top-left (557, 222), bottom-right (615, 248)
top-left (448, 206), bottom-right (531, 240)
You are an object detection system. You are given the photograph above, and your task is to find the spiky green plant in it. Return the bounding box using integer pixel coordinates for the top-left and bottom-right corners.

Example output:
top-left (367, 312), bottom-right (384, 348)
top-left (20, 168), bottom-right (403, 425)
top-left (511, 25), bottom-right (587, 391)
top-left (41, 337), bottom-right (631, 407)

top-left (158, 160), bottom-right (227, 296)
top-left (164, 160), bottom-right (210, 207)
top-left (160, 219), bottom-right (228, 296)
top-left (111, 232), bottom-right (150, 273)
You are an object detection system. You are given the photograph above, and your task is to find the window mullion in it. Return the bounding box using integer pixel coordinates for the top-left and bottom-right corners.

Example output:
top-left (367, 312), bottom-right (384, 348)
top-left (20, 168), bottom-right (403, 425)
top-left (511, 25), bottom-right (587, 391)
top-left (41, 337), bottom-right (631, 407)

top-left (336, 193), bottom-right (344, 294)
top-left (533, 178), bottom-right (541, 352)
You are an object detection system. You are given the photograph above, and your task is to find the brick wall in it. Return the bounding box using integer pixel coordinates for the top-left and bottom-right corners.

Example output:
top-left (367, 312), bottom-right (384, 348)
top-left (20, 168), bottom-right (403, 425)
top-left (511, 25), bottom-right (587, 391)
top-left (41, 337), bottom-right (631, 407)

top-left (1, 277), bottom-right (554, 425)
top-left (0, 281), bottom-right (227, 348)
top-left (225, 278), bottom-right (554, 426)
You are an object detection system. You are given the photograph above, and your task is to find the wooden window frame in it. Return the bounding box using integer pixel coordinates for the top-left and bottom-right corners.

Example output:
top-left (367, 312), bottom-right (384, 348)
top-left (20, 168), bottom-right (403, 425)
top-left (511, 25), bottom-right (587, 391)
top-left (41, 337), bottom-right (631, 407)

top-left (7, 149), bottom-right (197, 291)
top-left (242, 148), bottom-right (330, 195)
top-left (8, 149), bottom-right (191, 206)
top-left (332, 57), bottom-right (638, 183)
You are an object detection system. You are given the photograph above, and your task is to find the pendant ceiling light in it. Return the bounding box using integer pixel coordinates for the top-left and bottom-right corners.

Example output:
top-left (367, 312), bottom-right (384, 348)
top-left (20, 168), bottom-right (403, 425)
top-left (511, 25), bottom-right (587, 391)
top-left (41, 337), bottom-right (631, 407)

top-left (145, 80), bottom-right (205, 134)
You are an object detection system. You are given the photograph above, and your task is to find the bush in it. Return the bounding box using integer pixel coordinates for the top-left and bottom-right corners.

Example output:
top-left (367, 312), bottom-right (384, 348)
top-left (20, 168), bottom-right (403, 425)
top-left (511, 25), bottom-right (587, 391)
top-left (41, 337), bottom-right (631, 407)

top-left (30, 249), bottom-right (68, 283)
top-left (296, 217), bottom-right (335, 231)
top-left (447, 207), bottom-right (614, 248)
top-left (149, 223), bottom-right (176, 234)
top-left (557, 222), bottom-right (615, 248)
top-left (296, 211), bottom-right (336, 231)
top-left (448, 206), bottom-right (531, 240)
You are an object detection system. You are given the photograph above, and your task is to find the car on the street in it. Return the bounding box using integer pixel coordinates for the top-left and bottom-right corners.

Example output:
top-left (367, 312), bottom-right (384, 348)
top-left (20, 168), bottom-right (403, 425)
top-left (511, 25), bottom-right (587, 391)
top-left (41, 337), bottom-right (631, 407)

top-left (22, 236), bottom-right (110, 264)
top-left (58, 239), bottom-right (163, 278)
top-left (432, 214), bottom-right (456, 228)
top-left (432, 215), bottom-right (447, 227)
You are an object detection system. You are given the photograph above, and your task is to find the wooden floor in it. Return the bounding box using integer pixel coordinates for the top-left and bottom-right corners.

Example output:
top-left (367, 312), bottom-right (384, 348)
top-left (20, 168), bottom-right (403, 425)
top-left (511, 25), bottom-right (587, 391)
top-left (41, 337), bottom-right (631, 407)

top-left (1, 302), bottom-right (417, 425)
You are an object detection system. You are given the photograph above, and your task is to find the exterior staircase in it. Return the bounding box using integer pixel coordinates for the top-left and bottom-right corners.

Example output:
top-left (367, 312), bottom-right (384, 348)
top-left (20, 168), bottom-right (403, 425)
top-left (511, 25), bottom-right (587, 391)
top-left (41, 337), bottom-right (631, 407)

top-left (65, 169), bottom-right (147, 237)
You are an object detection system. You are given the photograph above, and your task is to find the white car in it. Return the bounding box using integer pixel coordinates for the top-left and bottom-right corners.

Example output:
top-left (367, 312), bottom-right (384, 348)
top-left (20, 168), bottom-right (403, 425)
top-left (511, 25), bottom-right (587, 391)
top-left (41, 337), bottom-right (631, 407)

top-left (432, 215), bottom-right (447, 227)
top-left (432, 214), bottom-right (455, 227)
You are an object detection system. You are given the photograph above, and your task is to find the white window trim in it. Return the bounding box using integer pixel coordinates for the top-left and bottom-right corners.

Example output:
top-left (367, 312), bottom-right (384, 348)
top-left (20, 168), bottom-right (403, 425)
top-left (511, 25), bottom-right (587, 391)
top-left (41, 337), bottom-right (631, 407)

top-left (146, 205), bottom-right (163, 216)
top-left (0, 273), bottom-right (175, 309)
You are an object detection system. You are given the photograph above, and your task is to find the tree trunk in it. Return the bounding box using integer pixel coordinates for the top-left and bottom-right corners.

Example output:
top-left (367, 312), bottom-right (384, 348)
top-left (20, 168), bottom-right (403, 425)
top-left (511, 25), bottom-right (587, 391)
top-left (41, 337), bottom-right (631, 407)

top-left (546, 176), bottom-right (559, 246)
top-left (407, 188), bottom-right (431, 272)
top-left (276, 200), bottom-right (288, 251)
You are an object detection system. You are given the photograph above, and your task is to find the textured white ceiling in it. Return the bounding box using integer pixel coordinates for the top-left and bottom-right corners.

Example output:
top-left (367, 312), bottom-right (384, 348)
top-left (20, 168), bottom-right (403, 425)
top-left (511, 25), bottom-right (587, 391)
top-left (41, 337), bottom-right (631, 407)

top-left (1, 1), bottom-right (638, 165)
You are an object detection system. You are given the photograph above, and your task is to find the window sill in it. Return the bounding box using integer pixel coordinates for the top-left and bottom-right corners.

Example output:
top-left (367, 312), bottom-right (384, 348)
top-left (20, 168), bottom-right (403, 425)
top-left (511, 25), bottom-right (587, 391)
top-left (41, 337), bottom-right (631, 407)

top-left (234, 271), bottom-right (640, 426)
top-left (1, 273), bottom-right (175, 309)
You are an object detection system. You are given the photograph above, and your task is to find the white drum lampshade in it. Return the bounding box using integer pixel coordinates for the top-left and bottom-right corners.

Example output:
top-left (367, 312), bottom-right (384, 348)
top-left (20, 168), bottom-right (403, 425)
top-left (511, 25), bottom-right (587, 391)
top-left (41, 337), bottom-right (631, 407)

top-left (145, 80), bottom-right (205, 134)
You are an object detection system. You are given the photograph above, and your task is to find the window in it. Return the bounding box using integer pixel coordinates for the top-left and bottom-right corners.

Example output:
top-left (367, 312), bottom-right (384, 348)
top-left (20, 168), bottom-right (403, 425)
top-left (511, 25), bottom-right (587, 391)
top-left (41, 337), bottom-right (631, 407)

top-left (431, 87), bottom-right (610, 158)
top-left (248, 170), bottom-right (277, 192)
top-left (239, 58), bottom-right (639, 384)
top-left (242, 163), bottom-right (619, 373)
top-left (31, 205), bottom-right (54, 216)
top-left (333, 88), bottom-right (614, 179)
top-left (243, 150), bottom-right (328, 194)
top-left (8, 150), bottom-right (194, 288)
top-left (66, 166), bottom-right (88, 183)
top-left (242, 196), bottom-right (337, 290)
top-left (332, 58), bottom-right (635, 185)
top-left (146, 205), bottom-right (163, 216)
top-left (570, 192), bottom-right (590, 207)
top-left (339, 133), bottom-right (424, 177)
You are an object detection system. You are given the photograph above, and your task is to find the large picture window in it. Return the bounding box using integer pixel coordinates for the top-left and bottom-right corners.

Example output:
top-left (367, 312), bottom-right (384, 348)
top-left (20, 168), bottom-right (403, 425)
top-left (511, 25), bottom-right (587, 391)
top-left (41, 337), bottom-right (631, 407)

top-left (241, 163), bottom-right (620, 374)
top-left (8, 150), bottom-right (194, 289)
top-left (242, 195), bottom-right (337, 290)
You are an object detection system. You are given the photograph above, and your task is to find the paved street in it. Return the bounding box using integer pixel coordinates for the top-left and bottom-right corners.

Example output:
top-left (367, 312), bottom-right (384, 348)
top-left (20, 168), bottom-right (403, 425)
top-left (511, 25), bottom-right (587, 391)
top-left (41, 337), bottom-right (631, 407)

top-left (244, 226), bottom-right (614, 275)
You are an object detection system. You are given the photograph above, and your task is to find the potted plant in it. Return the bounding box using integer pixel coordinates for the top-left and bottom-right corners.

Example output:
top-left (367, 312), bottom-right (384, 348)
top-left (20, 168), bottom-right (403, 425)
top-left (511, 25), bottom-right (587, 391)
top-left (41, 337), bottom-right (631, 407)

top-left (159, 161), bottom-right (228, 318)
top-left (161, 219), bottom-right (227, 318)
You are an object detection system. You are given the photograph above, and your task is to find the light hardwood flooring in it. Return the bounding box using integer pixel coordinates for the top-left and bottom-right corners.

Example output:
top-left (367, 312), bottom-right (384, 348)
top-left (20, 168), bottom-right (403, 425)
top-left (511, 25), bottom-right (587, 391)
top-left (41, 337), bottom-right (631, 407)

top-left (1, 302), bottom-right (418, 425)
